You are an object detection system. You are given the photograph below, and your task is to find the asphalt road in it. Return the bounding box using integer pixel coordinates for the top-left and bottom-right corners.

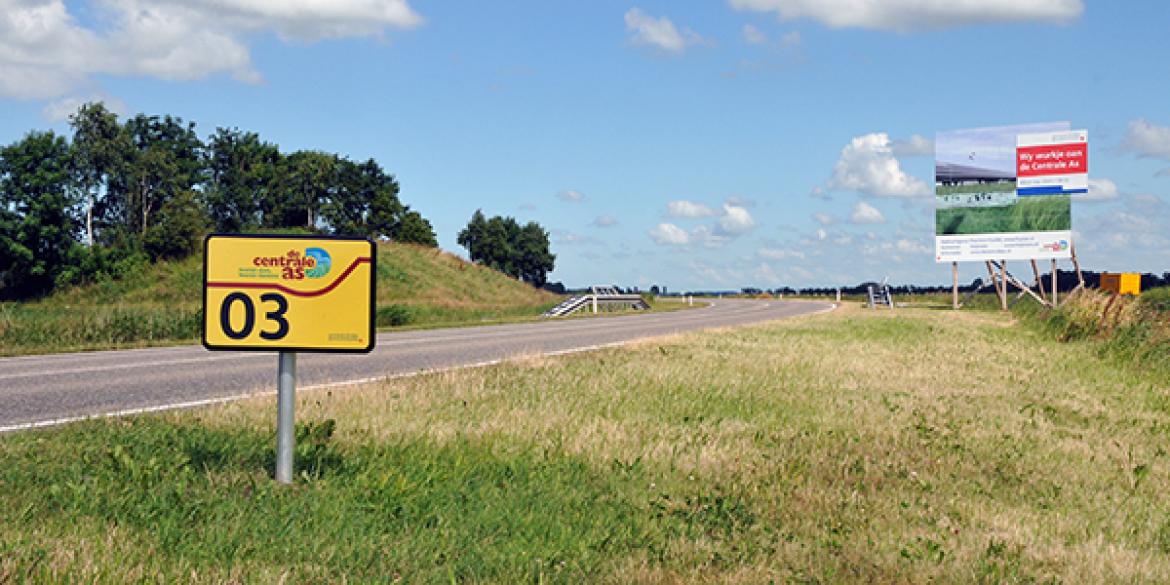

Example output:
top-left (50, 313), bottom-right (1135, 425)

top-left (0, 300), bottom-right (833, 431)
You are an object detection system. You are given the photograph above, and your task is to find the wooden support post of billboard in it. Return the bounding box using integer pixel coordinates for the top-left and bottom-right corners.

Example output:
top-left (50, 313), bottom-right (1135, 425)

top-left (1052, 259), bottom-right (1059, 307)
top-left (985, 261), bottom-right (1003, 309)
top-left (1071, 243), bottom-right (1086, 291)
top-left (952, 262), bottom-right (959, 310)
top-left (991, 260), bottom-right (1051, 308)
top-left (1031, 259), bottom-right (1047, 303)
top-left (999, 260), bottom-right (1008, 311)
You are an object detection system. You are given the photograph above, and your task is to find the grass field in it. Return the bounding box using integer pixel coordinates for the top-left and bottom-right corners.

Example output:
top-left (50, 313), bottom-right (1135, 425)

top-left (935, 195), bottom-right (1070, 235)
top-left (0, 243), bottom-right (560, 356)
top-left (3, 302), bottom-right (1169, 582)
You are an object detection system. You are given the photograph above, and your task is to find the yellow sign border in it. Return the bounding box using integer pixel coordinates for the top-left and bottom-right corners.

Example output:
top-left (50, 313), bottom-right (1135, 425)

top-left (201, 233), bottom-right (377, 353)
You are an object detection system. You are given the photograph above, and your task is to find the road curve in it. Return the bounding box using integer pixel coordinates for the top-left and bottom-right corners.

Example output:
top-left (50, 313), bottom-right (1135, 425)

top-left (0, 300), bottom-right (833, 431)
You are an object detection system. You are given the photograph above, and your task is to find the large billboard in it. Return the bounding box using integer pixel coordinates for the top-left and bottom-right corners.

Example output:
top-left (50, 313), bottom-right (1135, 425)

top-left (935, 122), bottom-right (1086, 262)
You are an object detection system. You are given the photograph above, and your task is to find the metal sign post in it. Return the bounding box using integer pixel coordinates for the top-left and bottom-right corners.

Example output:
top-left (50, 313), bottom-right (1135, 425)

top-left (276, 351), bottom-right (297, 484)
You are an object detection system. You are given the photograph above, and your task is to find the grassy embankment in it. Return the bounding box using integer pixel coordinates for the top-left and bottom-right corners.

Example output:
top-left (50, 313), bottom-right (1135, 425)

top-left (3, 300), bottom-right (1170, 582)
top-left (0, 243), bottom-right (562, 356)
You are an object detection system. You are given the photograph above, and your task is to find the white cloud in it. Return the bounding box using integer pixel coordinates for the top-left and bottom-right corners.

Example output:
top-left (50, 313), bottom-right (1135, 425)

top-left (716, 204), bottom-right (756, 235)
top-left (829, 132), bottom-right (930, 198)
top-left (554, 230), bottom-right (599, 245)
top-left (753, 263), bottom-right (784, 286)
top-left (1129, 193), bottom-right (1165, 213)
top-left (557, 189), bottom-right (586, 202)
top-left (1123, 119), bottom-right (1170, 161)
top-left (894, 238), bottom-right (930, 255)
top-left (667, 200), bottom-right (718, 218)
top-left (648, 222), bottom-right (691, 245)
top-left (591, 215), bottom-right (618, 227)
top-left (779, 30), bottom-right (801, 46)
top-left (1078, 178), bottom-right (1120, 202)
top-left (742, 23), bottom-right (767, 44)
top-left (0, 0), bottom-right (421, 102)
top-left (812, 212), bottom-right (835, 226)
top-left (195, 0), bottom-right (422, 40)
top-left (41, 92), bottom-right (128, 122)
top-left (890, 134), bottom-right (934, 157)
top-left (727, 0), bottom-right (1082, 32)
top-left (849, 201), bottom-right (885, 224)
top-left (653, 201), bottom-right (754, 248)
top-left (625, 7), bottom-right (705, 53)
top-left (690, 225), bottom-right (731, 248)
top-left (758, 247), bottom-right (805, 260)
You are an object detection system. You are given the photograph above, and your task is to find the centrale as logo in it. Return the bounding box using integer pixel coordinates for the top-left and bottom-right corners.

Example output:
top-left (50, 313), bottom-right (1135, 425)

top-left (305, 248), bottom-right (331, 279)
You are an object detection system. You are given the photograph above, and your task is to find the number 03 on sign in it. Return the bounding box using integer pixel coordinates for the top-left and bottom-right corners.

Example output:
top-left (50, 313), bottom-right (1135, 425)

top-left (202, 234), bottom-right (376, 353)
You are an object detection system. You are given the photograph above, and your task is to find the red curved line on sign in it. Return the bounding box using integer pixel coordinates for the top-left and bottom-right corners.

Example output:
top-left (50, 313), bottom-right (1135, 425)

top-left (207, 257), bottom-right (371, 298)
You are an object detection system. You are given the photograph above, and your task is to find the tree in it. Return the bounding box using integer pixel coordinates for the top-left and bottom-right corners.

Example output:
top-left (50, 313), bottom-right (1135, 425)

top-left (143, 189), bottom-right (210, 260)
top-left (395, 209), bottom-right (437, 246)
top-left (457, 209), bottom-right (488, 259)
top-left (481, 215), bottom-right (519, 275)
top-left (110, 114), bottom-right (203, 242)
top-left (515, 221), bottom-right (555, 286)
top-left (272, 151), bottom-right (335, 230)
top-left (365, 162), bottom-right (407, 238)
top-left (0, 131), bottom-right (81, 298)
top-left (204, 127), bottom-right (281, 232)
top-left (69, 102), bottom-right (126, 246)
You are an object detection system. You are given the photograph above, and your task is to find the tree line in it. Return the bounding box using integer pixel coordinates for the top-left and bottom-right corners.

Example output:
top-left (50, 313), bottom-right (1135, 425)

top-left (0, 102), bottom-right (436, 300)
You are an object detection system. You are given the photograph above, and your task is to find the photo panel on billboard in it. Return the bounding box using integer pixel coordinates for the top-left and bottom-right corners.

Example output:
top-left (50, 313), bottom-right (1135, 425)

top-left (935, 122), bottom-right (1085, 263)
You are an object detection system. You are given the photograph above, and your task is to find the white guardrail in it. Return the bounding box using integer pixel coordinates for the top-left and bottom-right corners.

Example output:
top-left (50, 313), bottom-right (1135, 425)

top-left (543, 285), bottom-right (650, 317)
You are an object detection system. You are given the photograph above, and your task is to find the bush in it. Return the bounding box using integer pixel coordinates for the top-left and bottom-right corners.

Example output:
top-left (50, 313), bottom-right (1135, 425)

top-left (376, 304), bottom-right (414, 327)
top-left (1138, 287), bottom-right (1170, 315)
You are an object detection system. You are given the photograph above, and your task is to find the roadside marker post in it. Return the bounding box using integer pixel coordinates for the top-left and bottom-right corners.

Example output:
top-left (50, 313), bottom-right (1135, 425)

top-left (276, 351), bottom-right (296, 483)
top-left (202, 234), bottom-right (376, 484)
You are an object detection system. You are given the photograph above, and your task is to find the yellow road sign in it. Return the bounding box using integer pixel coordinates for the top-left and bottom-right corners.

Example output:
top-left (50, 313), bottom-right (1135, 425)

top-left (202, 234), bottom-right (376, 352)
top-left (1100, 272), bottom-right (1141, 296)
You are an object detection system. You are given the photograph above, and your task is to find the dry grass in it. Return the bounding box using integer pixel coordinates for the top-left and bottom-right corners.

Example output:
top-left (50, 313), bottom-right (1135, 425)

top-left (6, 302), bottom-right (1170, 582)
top-left (166, 303), bottom-right (1170, 582)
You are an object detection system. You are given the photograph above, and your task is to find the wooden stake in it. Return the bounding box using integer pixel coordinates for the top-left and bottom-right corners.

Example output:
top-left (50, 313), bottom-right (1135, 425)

top-left (1031, 259), bottom-right (1047, 303)
top-left (1101, 292), bottom-right (1119, 334)
top-left (996, 261), bottom-right (1051, 307)
top-left (1051, 259), bottom-right (1058, 307)
top-left (999, 260), bottom-right (1008, 311)
top-left (986, 261), bottom-right (1003, 308)
top-left (952, 262), bottom-right (959, 310)
top-left (1071, 243), bottom-right (1085, 291)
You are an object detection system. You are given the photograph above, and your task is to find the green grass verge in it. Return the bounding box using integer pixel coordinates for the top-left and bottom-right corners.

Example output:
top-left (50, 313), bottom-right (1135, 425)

top-left (3, 304), bottom-right (1170, 582)
top-left (936, 195), bottom-right (1070, 235)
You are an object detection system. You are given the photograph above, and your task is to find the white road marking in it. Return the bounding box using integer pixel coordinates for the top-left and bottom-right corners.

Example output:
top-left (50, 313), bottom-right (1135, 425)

top-left (0, 353), bottom-right (254, 381)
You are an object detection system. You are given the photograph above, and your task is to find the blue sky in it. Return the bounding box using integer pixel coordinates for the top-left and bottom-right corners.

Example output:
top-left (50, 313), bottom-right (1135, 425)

top-left (3, 0), bottom-right (1169, 290)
